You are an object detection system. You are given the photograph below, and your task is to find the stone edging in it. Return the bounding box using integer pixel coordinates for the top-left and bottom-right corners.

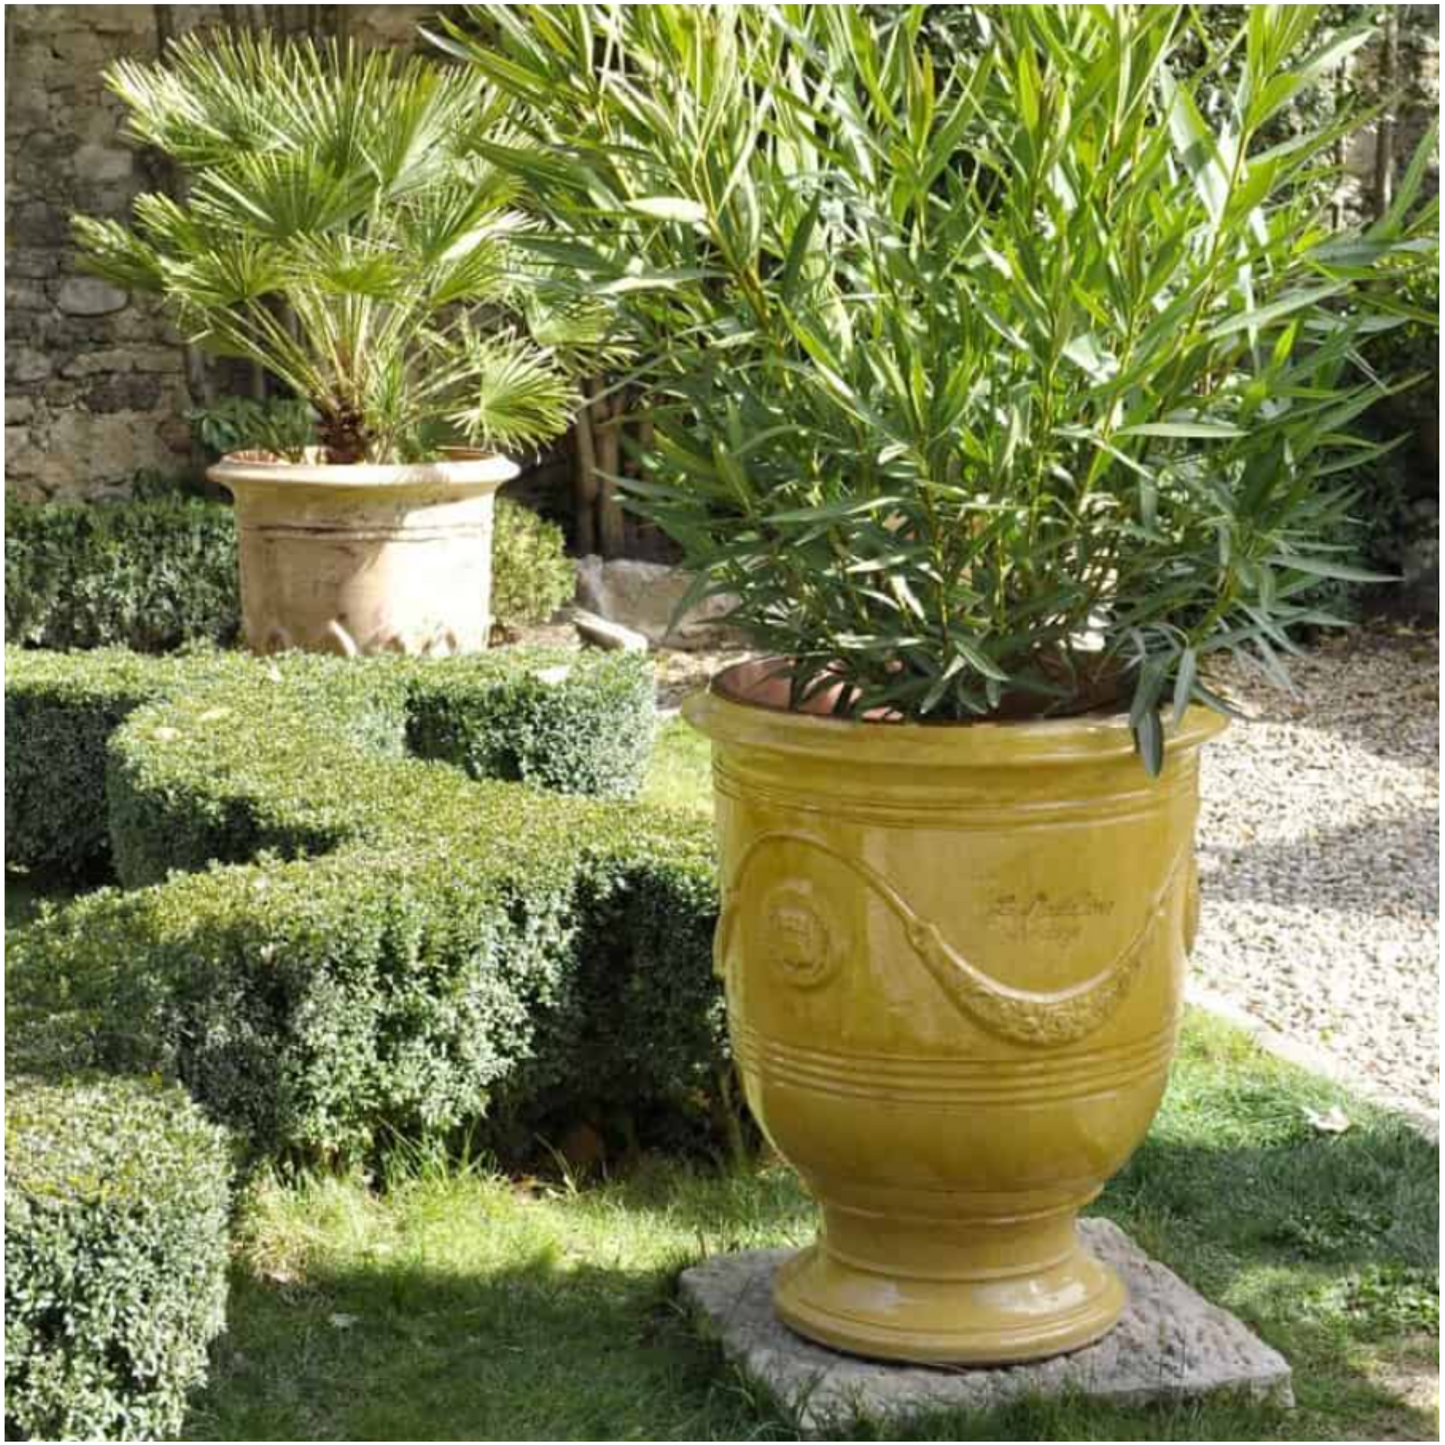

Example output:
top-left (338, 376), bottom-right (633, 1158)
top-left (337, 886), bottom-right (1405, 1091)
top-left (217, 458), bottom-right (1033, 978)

top-left (1185, 980), bottom-right (1439, 1143)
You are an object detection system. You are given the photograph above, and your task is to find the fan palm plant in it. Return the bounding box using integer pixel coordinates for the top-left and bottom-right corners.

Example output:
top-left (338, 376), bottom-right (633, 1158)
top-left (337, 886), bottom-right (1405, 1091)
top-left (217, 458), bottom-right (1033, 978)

top-left (74, 29), bottom-right (602, 464)
top-left (439, 3), bottom-right (1437, 765)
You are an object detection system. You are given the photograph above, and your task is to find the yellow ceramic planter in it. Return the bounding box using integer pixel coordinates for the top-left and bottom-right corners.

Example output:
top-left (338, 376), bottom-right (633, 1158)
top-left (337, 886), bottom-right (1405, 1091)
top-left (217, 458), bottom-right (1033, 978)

top-left (684, 662), bottom-right (1225, 1366)
top-left (210, 449), bottom-right (517, 657)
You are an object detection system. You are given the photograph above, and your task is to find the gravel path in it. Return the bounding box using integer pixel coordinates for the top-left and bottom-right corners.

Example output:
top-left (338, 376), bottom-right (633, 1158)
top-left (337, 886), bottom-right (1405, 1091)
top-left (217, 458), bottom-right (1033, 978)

top-left (1194, 627), bottom-right (1439, 1119)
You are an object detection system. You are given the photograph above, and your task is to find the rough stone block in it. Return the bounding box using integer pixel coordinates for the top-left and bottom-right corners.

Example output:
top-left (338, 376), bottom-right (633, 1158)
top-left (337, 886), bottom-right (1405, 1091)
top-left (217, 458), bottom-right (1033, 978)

top-left (5, 280), bottom-right (49, 312)
top-left (73, 143), bottom-right (132, 183)
top-left (131, 345), bottom-right (186, 373)
top-left (7, 250), bottom-right (60, 280)
top-left (575, 554), bottom-right (742, 650)
top-left (19, 408), bottom-right (170, 494)
top-left (575, 608), bottom-right (649, 653)
top-left (8, 349), bottom-right (52, 384)
top-left (57, 277), bottom-right (129, 317)
top-left (680, 1220), bottom-right (1293, 1435)
top-left (87, 5), bottom-right (157, 36)
top-left (7, 83), bottom-right (51, 127)
top-left (9, 202), bottom-right (65, 249)
top-left (51, 29), bottom-right (109, 66)
top-left (61, 347), bottom-right (137, 379)
top-left (83, 373), bottom-right (161, 412)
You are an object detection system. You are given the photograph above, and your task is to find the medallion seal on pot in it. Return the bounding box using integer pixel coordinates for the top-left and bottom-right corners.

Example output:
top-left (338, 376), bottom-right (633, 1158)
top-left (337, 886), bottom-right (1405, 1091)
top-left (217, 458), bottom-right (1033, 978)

top-left (764, 883), bottom-right (841, 990)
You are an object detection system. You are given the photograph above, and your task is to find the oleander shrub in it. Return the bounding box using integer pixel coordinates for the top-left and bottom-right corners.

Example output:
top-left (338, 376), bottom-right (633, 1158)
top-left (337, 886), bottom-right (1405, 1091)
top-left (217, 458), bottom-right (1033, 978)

top-left (1362, 259), bottom-right (1440, 543)
top-left (1302, 259), bottom-right (1440, 617)
top-left (447, 4), bottom-right (1436, 772)
top-left (5, 647), bottom-right (723, 1165)
top-left (4, 495), bottom-right (242, 653)
top-left (5, 1074), bottom-right (231, 1442)
top-left (491, 497), bottom-right (576, 627)
top-left (4, 493), bottom-right (573, 653)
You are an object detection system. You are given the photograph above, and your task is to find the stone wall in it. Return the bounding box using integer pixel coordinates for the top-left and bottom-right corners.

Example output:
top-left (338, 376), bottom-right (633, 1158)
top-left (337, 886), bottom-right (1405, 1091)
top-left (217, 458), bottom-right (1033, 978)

top-left (3, 4), bottom-right (432, 502)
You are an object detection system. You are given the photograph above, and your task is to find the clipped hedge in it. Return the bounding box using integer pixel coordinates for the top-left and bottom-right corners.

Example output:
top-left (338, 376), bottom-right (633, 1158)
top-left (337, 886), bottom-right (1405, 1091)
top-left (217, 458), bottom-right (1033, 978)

top-left (4, 648), bottom-right (193, 876)
top-left (407, 651), bottom-right (656, 797)
top-left (5, 495), bottom-right (241, 653)
top-left (5, 646), bottom-right (655, 878)
top-left (4, 494), bottom-right (573, 655)
top-left (6, 646), bottom-right (721, 1164)
top-left (5, 1074), bottom-right (231, 1442)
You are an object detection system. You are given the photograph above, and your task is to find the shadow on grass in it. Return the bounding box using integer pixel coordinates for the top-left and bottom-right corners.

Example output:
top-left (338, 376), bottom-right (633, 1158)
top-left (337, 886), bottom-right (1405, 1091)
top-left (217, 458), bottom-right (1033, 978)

top-left (190, 1245), bottom-right (796, 1442)
top-left (188, 1101), bottom-right (1438, 1443)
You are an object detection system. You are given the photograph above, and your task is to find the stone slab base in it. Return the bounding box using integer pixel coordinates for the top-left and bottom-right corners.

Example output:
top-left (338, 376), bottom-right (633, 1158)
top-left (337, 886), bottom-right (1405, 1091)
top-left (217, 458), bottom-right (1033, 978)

top-left (679, 1219), bottom-right (1293, 1434)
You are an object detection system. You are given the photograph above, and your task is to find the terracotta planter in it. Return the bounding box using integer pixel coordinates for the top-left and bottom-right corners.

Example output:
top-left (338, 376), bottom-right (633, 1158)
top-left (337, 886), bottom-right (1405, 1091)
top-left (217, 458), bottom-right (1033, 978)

top-left (208, 450), bottom-right (517, 656)
top-left (684, 661), bottom-right (1225, 1365)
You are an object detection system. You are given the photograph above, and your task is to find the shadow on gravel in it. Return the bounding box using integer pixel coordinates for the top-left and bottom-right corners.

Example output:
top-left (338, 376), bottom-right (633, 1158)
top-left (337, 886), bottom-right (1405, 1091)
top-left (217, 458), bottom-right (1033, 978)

top-left (1198, 808), bottom-right (1438, 917)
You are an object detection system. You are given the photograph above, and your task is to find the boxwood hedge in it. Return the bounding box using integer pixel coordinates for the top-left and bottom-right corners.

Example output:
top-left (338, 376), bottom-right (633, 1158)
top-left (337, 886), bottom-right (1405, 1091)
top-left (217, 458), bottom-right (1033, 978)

top-left (6, 646), bottom-right (723, 1165)
top-left (4, 494), bottom-right (576, 656)
top-left (5, 648), bottom-right (193, 876)
top-left (5, 646), bottom-right (656, 877)
top-left (5, 495), bottom-right (242, 654)
top-left (5, 1074), bottom-right (231, 1442)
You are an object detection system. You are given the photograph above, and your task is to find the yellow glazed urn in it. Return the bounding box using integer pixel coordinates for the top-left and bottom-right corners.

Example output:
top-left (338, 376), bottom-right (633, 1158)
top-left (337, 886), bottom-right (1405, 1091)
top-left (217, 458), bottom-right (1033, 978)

top-left (209, 449), bottom-right (517, 657)
top-left (684, 660), bottom-right (1225, 1365)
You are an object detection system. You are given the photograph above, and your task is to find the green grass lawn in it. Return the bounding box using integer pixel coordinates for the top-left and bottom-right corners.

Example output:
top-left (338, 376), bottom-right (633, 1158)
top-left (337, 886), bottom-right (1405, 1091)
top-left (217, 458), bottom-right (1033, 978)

top-left (10, 713), bottom-right (1439, 1440)
top-left (640, 715), bottom-right (714, 816)
top-left (190, 1013), bottom-right (1437, 1441)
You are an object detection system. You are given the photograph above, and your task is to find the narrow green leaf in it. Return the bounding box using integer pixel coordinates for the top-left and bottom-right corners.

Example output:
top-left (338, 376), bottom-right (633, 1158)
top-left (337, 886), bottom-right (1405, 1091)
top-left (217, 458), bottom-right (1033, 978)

top-left (954, 638), bottom-right (1011, 683)
top-left (1171, 647), bottom-right (1197, 725)
top-left (1116, 422), bottom-right (1246, 440)
top-left (1272, 555), bottom-right (1394, 584)
top-left (1206, 284), bottom-right (1347, 340)
top-left (624, 196), bottom-right (708, 224)
top-left (1133, 709), bottom-right (1164, 777)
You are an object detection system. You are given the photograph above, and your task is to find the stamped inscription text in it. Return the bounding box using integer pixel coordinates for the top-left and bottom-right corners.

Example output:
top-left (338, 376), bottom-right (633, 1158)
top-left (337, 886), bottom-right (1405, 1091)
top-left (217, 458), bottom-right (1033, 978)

top-left (986, 890), bottom-right (1114, 945)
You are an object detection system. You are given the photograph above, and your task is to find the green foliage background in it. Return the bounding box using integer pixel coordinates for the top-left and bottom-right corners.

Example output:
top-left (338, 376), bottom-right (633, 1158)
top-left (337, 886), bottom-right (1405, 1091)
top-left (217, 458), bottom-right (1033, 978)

top-left (4, 487), bottom-right (575, 654)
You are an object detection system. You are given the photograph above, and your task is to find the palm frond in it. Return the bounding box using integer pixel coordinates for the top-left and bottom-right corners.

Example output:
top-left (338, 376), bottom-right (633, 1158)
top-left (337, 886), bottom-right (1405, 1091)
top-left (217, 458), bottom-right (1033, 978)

top-left (445, 327), bottom-right (576, 451)
top-left (69, 216), bottom-right (168, 293)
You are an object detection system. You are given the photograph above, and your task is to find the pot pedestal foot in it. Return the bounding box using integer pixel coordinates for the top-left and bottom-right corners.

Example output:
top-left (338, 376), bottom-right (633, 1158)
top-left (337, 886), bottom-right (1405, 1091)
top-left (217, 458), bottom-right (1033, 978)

top-left (682, 1219), bottom-right (1294, 1436)
top-left (773, 1220), bottom-right (1125, 1366)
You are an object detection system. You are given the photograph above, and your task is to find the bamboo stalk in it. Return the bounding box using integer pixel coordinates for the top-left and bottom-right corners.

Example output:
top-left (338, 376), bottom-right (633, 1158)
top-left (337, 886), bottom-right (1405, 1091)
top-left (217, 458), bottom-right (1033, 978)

top-left (574, 380), bottom-right (600, 556)
top-left (627, 403), bottom-right (656, 559)
top-left (597, 388), bottom-right (625, 559)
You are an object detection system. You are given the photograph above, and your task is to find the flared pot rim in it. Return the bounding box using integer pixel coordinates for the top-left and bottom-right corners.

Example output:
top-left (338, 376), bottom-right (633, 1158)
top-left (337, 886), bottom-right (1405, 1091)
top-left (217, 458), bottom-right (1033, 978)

top-left (208, 447), bottom-right (518, 493)
top-left (684, 657), bottom-right (1227, 768)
